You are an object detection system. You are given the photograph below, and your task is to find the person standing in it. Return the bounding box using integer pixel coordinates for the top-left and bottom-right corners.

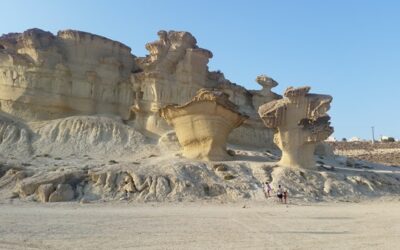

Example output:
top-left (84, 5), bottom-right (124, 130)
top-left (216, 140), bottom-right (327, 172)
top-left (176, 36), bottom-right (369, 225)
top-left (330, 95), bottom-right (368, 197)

top-left (277, 185), bottom-right (283, 203)
top-left (283, 188), bottom-right (288, 204)
top-left (263, 182), bottom-right (272, 198)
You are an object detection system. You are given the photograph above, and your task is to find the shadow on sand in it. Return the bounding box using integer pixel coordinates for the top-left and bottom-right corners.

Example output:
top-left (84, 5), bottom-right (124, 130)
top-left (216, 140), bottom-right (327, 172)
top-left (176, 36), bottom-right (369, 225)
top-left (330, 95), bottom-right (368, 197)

top-left (231, 154), bottom-right (278, 162)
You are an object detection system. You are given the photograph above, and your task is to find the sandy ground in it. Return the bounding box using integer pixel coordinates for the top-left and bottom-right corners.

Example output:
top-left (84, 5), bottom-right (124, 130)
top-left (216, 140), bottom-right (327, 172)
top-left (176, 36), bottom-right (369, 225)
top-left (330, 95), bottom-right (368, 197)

top-left (1, 200), bottom-right (400, 250)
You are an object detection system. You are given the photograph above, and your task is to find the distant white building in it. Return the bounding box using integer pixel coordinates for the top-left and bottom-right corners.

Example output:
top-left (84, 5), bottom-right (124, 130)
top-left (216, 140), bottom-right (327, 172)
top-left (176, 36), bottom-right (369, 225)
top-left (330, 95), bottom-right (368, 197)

top-left (349, 137), bottom-right (361, 142)
top-left (381, 136), bottom-right (395, 142)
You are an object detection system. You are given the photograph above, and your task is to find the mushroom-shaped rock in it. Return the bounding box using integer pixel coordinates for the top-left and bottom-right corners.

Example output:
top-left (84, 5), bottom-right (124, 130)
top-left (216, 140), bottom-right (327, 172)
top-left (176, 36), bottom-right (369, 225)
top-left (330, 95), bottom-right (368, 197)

top-left (256, 75), bottom-right (278, 93)
top-left (258, 86), bottom-right (334, 168)
top-left (160, 89), bottom-right (248, 161)
top-left (251, 75), bottom-right (281, 111)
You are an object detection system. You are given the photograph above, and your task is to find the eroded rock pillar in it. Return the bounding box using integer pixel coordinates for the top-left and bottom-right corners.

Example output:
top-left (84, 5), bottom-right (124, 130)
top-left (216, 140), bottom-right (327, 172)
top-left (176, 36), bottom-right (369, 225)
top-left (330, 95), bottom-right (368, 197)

top-left (258, 86), bottom-right (334, 168)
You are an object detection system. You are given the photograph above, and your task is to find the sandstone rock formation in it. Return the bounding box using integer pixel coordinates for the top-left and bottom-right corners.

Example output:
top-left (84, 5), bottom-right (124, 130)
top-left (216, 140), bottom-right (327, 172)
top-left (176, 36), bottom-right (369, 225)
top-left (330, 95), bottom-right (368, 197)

top-left (0, 29), bottom-right (137, 120)
top-left (130, 30), bottom-right (213, 136)
top-left (0, 111), bottom-right (32, 156)
top-left (36, 183), bottom-right (55, 202)
top-left (30, 115), bottom-right (148, 156)
top-left (131, 31), bottom-right (280, 147)
top-left (160, 89), bottom-right (248, 161)
top-left (2, 148), bottom-right (400, 203)
top-left (249, 75), bottom-right (281, 111)
top-left (2, 29), bottom-right (400, 205)
top-left (0, 28), bottom-right (279, 148)
top-left (48, 183), bottom-right (75, 202)
top-left (258, 86), bottom-right (334, 168)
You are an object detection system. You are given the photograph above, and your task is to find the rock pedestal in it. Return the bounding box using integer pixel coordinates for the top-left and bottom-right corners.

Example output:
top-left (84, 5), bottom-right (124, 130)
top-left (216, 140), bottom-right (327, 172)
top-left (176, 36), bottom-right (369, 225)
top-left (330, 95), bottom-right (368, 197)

top-left (160, 89), bottom-right (248, 161)
top-left (258, 86), bottom-right (334, 168)
top-left (250, 75), bottom-right (280, 111)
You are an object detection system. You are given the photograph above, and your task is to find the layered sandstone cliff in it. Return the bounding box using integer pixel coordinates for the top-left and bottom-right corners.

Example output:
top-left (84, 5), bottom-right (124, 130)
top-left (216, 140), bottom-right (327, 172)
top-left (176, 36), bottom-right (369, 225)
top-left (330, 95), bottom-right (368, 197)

top-left (131, 31), bottom-right (280, 146)
top-left (0, 29), bottom-right (138, 120)
top-left (0, 28), bottom-right (279, 147)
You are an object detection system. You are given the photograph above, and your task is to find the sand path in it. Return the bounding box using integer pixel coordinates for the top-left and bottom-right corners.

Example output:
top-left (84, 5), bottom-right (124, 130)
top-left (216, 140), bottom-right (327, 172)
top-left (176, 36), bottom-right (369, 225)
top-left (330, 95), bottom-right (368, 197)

top-left (0, 200), bottom-right (399, 249)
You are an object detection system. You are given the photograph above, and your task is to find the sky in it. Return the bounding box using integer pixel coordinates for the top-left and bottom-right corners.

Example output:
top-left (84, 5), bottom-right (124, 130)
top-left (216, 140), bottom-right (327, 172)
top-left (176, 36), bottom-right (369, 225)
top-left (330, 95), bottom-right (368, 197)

top-left (1, 0), bottom-right (399, 140)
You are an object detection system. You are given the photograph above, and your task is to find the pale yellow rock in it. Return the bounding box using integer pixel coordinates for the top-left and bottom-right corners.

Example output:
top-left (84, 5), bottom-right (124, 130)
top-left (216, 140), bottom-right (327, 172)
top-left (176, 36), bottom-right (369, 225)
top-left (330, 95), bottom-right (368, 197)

top-left (0, 28), bottom-right (279, 148)
top-left (48, 183), bottom-right (74, 202)
top-left (250, 75), bottom-right (281, 111)
top-left (120, 176), bottom-right (136, 194)
top-left (36, 183), bottom-right (55, 203)
top-left (160, 89), bottom-right (248, 161)
top-left (16, 170), bottom-right (84, 197)
top-left (258, 86), bottom-right (334, 168)
top-left (130, 31), bottom-right (279, 147)
top-left (0, 29), bottom-right (137, 120)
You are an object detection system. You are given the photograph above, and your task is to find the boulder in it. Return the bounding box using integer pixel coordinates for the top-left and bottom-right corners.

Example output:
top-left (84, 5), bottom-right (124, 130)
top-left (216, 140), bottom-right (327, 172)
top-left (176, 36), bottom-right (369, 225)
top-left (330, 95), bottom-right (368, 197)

top-left (48, 184), bottom-right (74, 202)
top-left (36, 183), bottom-right (55, 202)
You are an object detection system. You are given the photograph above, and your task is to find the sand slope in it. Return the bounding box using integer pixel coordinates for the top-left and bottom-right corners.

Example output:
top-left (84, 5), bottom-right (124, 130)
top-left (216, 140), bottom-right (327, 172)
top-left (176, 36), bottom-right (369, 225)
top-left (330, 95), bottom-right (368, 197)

top-left (1, 113), bottom-right (400, 203)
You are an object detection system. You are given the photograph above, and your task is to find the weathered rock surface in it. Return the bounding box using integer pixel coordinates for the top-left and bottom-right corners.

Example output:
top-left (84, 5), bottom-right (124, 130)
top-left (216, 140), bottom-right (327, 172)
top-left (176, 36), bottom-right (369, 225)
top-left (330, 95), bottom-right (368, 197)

top-left (30, 115), bottom-right (148, 156)
top-left (16, 170), bottom-right (84, 198)
top-left (2, 28), bottom-right (399, 204)
top-left (0, 166), bottom-right (29, 200)
top-left (0, 28), bottom-right (279, 148)
top-left (0, 112), bottom-right (32, 156)
top-left (249, 75), bottom-right (281, 111)
top-left (48, 183), bottom-right (74, 202)
top-left (1, 152), bottom-right (399, 203)
top-left (131, 30), bottom-right (280, 147)
top-left (36, 183), bottom-right (54, 202)
top-left (160, 89), bottom-right (248, 161)
top-left (259, 86), bottom-right (334, 168)
top-left (158, 130), bottom-right (180, 151)
top-left (0, 29), bottom-right (137, 121)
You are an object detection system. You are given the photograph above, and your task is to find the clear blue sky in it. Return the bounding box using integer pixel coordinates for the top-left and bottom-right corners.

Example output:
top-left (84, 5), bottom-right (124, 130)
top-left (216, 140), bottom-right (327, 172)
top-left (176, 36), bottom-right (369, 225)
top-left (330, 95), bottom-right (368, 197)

top-left (1, 0), bottom-right (399, 140)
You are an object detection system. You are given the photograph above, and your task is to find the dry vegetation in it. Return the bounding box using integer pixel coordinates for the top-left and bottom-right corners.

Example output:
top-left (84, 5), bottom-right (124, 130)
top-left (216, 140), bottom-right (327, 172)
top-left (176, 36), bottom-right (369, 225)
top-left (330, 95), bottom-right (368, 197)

top-left (329, 141), bottom-right (400, 167)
